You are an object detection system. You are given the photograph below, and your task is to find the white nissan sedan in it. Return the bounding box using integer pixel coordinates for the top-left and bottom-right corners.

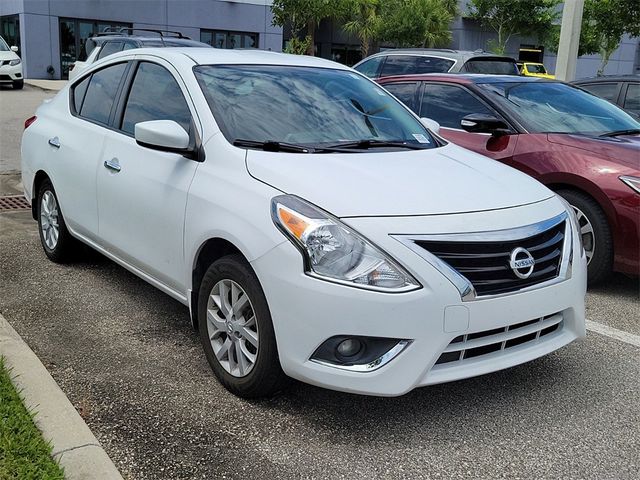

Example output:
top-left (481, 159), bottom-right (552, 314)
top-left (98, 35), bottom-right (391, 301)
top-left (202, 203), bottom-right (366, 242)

top-left (21, 48), bottom-right (587, 398)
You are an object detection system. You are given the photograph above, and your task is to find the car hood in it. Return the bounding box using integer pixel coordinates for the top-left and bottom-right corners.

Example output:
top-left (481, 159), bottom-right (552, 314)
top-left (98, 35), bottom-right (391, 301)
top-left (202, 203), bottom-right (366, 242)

top-left (246, 143), bottom-right (554, 217)
top-left (547, 133), bottom-right (640, 170)
top-left (0, 50), bottom-right (19, 61)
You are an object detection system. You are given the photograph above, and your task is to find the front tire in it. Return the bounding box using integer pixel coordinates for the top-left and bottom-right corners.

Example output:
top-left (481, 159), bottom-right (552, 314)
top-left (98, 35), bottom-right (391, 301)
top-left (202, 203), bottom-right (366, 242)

top-left (37, 179), bottom-right (76, 263)
top-left (557, 189), bottom-right (612, 285)
top-left (198, 254), bottom-right (288, 398)
top-left (12, 79), bottom-right (24, 90)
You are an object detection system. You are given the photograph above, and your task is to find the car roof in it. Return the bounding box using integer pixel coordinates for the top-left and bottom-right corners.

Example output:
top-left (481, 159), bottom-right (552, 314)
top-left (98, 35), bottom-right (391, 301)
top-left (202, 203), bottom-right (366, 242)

top-left (378, 73), bottom-right (552, 84)
top-left (104, 47), bottom-right (352, 70)
top-left (366, 49), bottom-right (514, 59)
top-left (573, 75), bottom-right (639, 84)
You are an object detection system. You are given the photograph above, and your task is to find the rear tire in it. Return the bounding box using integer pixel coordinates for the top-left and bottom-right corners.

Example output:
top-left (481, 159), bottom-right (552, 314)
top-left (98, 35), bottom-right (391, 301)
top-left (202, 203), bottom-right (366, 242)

top-left (12, 79), bottom-right (23, 90)
top-left (37, 179), bottom-right (77, 263)
top-left (198, 254), bottom-right (288, 398)
top-left (557, 189), bottom-right (612, 285)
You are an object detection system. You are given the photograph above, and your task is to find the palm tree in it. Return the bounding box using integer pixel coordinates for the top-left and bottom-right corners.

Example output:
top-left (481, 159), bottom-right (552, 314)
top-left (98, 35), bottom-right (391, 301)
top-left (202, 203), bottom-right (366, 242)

top-left (343, 0), bottom-right (381, 58)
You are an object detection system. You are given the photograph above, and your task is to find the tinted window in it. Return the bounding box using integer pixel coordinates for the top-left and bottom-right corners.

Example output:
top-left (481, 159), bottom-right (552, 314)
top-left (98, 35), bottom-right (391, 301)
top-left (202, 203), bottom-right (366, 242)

top-left (194, 65), bottom-right (436, 149)
top-left (579, 82), bottom-right (621, 102)
top-left (380, 56), bottom-right (417, 76)
top-left (623, 83), bottom-right (639, 112)
top-left (122, 41), bottom-right (137, 51)
top-left (479, 81), bottom-right (640, 135)
top-left (384, 82), bottom-right (419, 112)
top-left (121, 62), bottom-right (191, 135)
top-left (421, 84), bottom-right (492, 129)
top-left (97, 41), bottom-right (123, 60)
top-left (354, 56), bottom-right (383, 78)
top-left (413, 56), bottom-right (454, 73)
top-left (72, 75), bottom-right (90, 113)
top-left (462, 59), bottom-right (519, 75)
top-left (80, 62), bottom-right (127, 125)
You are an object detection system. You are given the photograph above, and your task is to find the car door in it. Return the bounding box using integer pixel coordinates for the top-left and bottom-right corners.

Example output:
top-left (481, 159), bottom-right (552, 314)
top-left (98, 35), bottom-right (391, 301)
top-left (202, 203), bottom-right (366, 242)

top-left (96, 59), bottom-right (199, 293)
top-left (51, 62), bottom-right (128, 238)
top-left (418, 82), bottom-right (518, 162)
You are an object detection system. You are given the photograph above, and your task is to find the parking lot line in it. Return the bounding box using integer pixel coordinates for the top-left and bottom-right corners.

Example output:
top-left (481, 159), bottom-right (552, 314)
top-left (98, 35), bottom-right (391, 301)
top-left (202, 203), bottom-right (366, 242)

top-left (586, 319), bottom-right (640, 347)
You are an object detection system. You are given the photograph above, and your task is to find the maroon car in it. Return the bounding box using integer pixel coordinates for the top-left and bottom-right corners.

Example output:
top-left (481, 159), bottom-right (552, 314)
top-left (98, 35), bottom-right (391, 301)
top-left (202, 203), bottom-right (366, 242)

top-left (378, 74), bottom-right (640, 283)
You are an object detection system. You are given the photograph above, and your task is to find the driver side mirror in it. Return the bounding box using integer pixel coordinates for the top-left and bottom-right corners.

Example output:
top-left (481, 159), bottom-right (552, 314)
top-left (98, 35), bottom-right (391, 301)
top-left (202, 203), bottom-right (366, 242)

top-left (135, 120), bottom-right (203, 161)
top-left (460, 113), bottom-right (510, 136)
top-left (420, 117), bottom-right (440, 135)
top-left (10, 46), bottom-right (18, 53)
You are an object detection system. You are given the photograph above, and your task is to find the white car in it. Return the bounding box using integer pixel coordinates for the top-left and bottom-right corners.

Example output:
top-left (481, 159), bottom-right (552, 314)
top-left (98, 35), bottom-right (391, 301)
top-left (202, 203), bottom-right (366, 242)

top-left (0, 35), bottom-right (23, 89)
top-left (21, 48), bottom-right (587, 398)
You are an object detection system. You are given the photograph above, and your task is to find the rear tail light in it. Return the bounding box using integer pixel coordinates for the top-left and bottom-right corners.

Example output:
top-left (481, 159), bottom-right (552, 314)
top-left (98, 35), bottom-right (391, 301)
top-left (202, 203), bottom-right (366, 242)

top-left (24, 116), bottom-right (37, 130)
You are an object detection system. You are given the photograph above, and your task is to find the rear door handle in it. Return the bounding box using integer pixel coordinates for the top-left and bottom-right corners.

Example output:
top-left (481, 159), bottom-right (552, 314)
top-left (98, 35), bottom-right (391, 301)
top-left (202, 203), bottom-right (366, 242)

top-left (103, 158), bottom-right (121, 173)
top-left (48, 136), bottom-right (60, 148)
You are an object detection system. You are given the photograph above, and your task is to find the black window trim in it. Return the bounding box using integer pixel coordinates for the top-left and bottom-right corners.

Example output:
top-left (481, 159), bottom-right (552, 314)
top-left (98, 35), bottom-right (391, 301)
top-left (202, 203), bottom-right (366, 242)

top-left (418, 81), bottom-right (519, 134)
top-left (69, 60), bottom-right (132, 130)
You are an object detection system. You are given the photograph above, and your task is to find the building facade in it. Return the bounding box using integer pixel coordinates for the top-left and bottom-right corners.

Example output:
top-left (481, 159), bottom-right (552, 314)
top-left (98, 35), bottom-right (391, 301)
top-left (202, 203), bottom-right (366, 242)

top-left (0, 0), bottom-right (282, 79)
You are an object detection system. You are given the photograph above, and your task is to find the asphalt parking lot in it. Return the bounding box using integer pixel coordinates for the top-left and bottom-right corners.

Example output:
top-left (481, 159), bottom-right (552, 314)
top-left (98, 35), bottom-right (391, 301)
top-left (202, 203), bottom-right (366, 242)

top-left (1, 85), bottom-right (639, 479)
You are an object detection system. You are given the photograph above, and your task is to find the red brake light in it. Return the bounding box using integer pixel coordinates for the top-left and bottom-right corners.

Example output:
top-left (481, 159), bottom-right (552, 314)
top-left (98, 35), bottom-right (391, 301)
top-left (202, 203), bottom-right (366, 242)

top-left (24, 116), bottom-right (37, 130)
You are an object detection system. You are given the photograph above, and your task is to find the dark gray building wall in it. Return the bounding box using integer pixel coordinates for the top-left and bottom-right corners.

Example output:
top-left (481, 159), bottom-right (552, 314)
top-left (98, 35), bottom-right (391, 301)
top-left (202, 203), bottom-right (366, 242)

top-left (1, 0), bottom-right (282, 79)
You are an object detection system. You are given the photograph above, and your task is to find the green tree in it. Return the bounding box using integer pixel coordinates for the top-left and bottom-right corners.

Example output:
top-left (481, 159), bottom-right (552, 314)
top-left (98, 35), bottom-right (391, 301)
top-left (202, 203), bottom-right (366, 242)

top-left (381, 0), bottom-right (456, 48)
top-left (343, 0), bottom-right (382, 57)
top-left (575, 0), bottom-right (639, 75)
top-left (271, 0), bottom-right (348, 55)
top-left (467, 0), bottom-right (560, 54)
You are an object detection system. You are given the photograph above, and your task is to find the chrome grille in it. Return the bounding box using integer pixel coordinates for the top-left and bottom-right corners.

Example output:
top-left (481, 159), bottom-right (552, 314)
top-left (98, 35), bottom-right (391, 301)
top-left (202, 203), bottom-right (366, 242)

top-left (434, 312), bottom-right (563, 366)
top-left (415, 220), bottom-right (566, 296)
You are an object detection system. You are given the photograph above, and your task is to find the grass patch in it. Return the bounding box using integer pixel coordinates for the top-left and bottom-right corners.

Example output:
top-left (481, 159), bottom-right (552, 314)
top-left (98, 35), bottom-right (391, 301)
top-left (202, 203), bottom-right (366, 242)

top-left (0, 357), bottom-right (64, 479)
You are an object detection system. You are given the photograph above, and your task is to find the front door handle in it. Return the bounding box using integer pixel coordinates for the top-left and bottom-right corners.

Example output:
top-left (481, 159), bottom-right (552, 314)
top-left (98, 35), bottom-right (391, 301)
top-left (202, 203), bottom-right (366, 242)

top-left (48, 136), bottom-right (60, 148)
top-left (103, 158), bottom-right (121, 173)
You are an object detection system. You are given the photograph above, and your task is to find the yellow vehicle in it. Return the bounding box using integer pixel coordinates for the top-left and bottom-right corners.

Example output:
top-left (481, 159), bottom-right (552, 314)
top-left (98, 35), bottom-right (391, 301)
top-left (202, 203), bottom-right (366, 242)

top-left (517, 62), bottom-right (555, 79)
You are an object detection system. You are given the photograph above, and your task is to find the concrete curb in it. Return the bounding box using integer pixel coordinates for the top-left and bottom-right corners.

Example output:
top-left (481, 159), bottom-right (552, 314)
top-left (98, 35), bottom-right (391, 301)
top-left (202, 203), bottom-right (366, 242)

top-left (0, 313), bottom-right (123, 480)
top-left (24, 79), bottom-right (66, 92)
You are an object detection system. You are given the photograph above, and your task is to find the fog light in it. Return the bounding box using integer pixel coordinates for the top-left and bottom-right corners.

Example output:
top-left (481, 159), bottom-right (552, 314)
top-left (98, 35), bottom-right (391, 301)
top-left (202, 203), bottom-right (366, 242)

top-left (336, 338), bottom-right (362, 357)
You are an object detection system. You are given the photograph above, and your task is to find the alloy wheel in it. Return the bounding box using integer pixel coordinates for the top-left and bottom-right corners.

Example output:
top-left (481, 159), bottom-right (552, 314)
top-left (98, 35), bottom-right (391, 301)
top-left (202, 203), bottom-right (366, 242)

top-left (40, 190), bottom-right (60, 250)
top-left (206, 279), bottom-right (259, 377)
top-left (572, 205), bottom-right (595, 265)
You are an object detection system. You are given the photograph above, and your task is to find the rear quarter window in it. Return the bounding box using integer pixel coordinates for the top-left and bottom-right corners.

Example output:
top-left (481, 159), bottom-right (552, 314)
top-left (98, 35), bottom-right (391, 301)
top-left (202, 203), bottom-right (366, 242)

top-left (78, 62), bottom-right (127, 125)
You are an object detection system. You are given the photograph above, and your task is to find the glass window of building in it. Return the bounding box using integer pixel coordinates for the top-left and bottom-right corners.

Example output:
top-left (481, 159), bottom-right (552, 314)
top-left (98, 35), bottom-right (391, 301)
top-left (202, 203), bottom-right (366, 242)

top-left (0, 15), bottom-right (20, 53)
top-left (59, 18), bottom-right (131, 79)
top-left (200, 30), bottom-right (258, 49)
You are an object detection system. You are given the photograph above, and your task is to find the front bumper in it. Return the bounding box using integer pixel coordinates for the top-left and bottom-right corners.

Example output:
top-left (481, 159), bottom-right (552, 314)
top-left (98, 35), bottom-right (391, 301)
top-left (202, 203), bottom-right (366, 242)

top-left (0, 63), bottom-right (23, 82)
top-left (251, 199), bottom-right (587, 396)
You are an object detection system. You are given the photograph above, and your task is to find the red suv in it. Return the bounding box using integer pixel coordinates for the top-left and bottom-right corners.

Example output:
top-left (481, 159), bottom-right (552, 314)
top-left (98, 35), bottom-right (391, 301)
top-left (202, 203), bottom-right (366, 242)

top-left (378, 74), bottom-right (640, 283)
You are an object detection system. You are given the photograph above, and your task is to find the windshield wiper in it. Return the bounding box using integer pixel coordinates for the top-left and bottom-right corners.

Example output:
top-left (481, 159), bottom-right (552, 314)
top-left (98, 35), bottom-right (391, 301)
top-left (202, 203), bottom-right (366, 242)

top-left (233, 139), bottom-right (315, 153)
top-left (599, 129), bottom-right (640, 138)
top-left (323, 139), bottom-right (428, 150)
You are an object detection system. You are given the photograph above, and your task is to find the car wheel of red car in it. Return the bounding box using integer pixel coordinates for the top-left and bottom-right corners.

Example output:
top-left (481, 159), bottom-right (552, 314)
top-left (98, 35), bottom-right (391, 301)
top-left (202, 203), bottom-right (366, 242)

top-left (558, 189), bottom-right (612, 285)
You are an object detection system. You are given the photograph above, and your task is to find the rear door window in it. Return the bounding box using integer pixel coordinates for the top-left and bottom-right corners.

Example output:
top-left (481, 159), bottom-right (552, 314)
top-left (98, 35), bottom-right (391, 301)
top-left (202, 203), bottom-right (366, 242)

top-left (413, 56), bottom-right (455, 73)
top-left (97, 41), bottom-right (124, 60)
top-left (379, 55), bottom-right (418, 76)
top-left (461, 59), bottom-right (519, 75)
top-left (384, 82), bottom-right (419, 112)
top-left (580, 82), bottom-right (622, 103)
top-left (79, 62), bottom-right (127, 125)
top-left (120, 61), bottom-right (192, 135)
top-left (623, 83), bottom-right (639, 112)
top-left (420, 83), bottom-right (493, 129)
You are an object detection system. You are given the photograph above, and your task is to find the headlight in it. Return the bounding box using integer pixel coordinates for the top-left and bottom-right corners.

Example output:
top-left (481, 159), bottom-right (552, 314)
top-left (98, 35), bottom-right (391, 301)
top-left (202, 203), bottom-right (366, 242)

top-left (620, 175), bottom-right (640, 195)
top-left (271, 195), bottom-right (421, 292)
top-left (557, 195), bottom-right (582, 256)
top-left (9, 59), bottom-right (21, 66)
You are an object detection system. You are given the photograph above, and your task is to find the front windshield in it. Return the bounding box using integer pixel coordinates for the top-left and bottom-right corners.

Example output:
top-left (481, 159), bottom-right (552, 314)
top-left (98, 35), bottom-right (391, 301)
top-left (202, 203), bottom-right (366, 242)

top-left (0, 37), bottom-right (9, 52)
top-left (479, 81), bottom-right (640, 135)
top-left (194, 65), bottom-right (437, 149)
